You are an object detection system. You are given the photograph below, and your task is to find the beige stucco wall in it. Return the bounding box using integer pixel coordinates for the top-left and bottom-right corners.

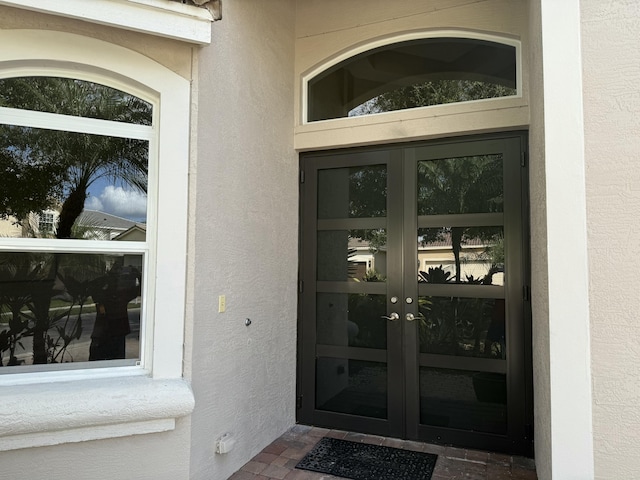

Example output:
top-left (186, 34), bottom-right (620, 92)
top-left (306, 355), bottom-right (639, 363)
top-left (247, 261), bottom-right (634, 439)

top-left (582, 1), bottom-right (640, 478)
top-left (526, 2), bottom-right (552, 478)
top-left (186, 1), bottom-right (297, 479)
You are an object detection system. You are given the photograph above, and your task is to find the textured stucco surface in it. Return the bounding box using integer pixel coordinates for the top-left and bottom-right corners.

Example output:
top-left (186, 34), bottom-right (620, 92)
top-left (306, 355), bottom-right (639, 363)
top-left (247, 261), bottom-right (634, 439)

top-left (526, 2), bottom-right (552, 478)
top-left (0, 377), bottom-right (193, 439)
top-left (0, 420), bottom-right (192, 479)
top-left (529, 1), bottom-right (595, 478)
top-left (187, 1), bottom-right (297, 479)
top-left (581, 1), bottom-right (640, 478)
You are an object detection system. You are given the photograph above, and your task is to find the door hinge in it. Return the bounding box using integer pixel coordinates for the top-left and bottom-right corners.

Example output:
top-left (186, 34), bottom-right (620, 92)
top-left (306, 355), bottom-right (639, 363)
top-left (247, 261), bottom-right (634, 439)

top-left (523, 285), bottom-right (531, 302)
top-left (521, 151), bottom-right (527, 167)
top-left (296, 395), bottom-right (303, 409)
top-left (298, 280), bottom-right (304, 293)
top-left (300, 170), bottom-right (305, 183)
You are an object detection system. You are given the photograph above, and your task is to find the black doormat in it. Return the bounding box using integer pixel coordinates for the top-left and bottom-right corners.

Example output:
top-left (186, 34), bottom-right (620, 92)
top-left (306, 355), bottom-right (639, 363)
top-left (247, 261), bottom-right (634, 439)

top-left (296, 437), bottom-right (438, 480)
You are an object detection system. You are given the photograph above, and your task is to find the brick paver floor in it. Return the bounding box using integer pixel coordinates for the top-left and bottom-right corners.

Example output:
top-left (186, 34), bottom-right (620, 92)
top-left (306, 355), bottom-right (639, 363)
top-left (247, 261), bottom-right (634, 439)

top-left (229, 425), bottom-right (537, 480)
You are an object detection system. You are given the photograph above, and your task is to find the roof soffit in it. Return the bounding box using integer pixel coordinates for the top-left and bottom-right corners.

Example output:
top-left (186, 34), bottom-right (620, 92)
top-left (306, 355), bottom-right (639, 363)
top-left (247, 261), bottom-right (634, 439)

top-left (0, 0), bottom-right (213, 45)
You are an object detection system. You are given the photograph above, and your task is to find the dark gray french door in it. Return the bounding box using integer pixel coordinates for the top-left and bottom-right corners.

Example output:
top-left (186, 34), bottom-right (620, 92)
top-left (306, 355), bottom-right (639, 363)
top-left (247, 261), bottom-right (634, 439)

top-left (297, 133), bottom-right (532, 456)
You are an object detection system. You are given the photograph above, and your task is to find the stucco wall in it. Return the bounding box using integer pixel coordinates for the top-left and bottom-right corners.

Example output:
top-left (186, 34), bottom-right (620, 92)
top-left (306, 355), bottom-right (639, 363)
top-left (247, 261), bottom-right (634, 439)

top-left (526, 2), bottom-right (552, 478)
top-left (0, 421), bottom-right (192, 479)
top-left (186, 1), bottom-right (297, 479)
top-left (582, 1), bottom-right (640, 478)
top-left (527, 1), bottom-right (595, 478)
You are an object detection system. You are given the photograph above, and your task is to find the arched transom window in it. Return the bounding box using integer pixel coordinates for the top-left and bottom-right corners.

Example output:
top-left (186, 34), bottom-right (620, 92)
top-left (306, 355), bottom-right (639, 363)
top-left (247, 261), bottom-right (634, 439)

top-left (307, 37), bottom-right (518, 122)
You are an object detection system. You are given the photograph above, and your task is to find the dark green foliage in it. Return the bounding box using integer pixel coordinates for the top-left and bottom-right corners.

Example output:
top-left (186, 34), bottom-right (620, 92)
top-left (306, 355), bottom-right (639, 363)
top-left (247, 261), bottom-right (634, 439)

top-left (0, 76), bottom-right (151, 238)
top-left (0, 127), bottom-right (66, 222)
top-left (354, 80), bottom-right (515, 116)
top-left (0, 76), bottom-right (151, 125)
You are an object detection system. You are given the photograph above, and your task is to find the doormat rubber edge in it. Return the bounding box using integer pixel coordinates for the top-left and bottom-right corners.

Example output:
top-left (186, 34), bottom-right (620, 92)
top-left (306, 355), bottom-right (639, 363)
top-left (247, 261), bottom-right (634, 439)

top-left (296, 436), bottom-right (438, 480)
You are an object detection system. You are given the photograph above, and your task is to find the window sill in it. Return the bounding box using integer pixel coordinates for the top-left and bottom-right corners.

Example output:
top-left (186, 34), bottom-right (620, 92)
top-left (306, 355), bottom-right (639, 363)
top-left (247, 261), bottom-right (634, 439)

top-left (0, 373), bottom-right (195, 451)
top-left (0, 0), bottom-right (212, 44)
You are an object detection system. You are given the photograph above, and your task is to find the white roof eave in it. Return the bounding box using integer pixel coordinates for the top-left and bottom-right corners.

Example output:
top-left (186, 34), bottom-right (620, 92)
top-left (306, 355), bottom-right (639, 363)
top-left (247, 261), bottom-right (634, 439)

top-left (0, 0), bottom-right (213, 45)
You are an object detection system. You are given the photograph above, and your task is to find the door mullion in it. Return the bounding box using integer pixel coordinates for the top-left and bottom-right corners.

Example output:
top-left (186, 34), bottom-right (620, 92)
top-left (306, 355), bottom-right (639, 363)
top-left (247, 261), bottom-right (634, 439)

top-left (402, 147), bottom-right (420, 440)
top-left (386, 148), bottom-right (405, 439)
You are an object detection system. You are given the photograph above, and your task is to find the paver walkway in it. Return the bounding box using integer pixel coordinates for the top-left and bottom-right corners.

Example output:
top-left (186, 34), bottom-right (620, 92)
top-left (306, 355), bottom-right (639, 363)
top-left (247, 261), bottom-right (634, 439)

top-left (229, 425), bottom-right (537, 480)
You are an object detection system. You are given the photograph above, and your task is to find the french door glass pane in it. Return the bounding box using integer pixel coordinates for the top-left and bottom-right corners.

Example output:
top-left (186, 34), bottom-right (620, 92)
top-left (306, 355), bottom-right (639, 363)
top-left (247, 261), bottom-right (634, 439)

top-left (318, 165), bottom-right (387, 219)
top-left (418, 226), bottom-right (504, 285)
top-left (420, 367), bottom-right (507, 434)
top-left (316, 293), bottom-right (387, 349)
top-left (417, 296), bottom-right (505, 359)
top-left (317, 229), bottom-right (387, 282)
top-left (417, 155), bottom-right (503, 215)
top-left (316, 357), bottom-right (388, 419)
top-left (0, 251), bottom-right (142, 368)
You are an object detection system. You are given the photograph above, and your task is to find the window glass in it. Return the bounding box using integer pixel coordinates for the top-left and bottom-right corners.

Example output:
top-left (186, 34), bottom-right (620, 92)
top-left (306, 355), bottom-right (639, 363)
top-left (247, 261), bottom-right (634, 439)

top-left (417, 297), bottom-right (505, 358)
top-left (1, 124), bottom-right (148, 240)
top-left (318, 164), bottom-right (387, 219)
top-left (308, 38), bottom-right (517, 122)
top-left (317, 229), bottom-right (387, 282)
top-left (316, 357), bottom-right (388, 419)
top-left (417, 155), bottom-right (503, 215)
top-left (419, 368), bottom-right (507, 434)
top-left (0, 76), bottom-right (152, 371)
top-left (0, 77), bottom-right (152, 125)
top-left (418, 226), bottom-right (504, 285)
top-left (0, 252), bottom-right (142, 368)
top-left (316, 293), bottom-right (387, 349)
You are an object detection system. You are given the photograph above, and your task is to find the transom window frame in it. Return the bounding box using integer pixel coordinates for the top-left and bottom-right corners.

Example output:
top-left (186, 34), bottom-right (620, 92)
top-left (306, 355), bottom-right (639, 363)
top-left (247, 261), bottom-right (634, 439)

top-left (0, 29), bottom-right (192, 451)
top-left (301, 30), bottom-right (523, 126)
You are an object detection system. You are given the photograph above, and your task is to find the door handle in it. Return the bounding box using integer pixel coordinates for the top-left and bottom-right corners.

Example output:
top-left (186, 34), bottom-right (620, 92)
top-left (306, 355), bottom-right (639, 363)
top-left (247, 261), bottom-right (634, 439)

top-left (405, 313), bottom-right (424, 322)
top-left (381, 312), bottom-right (400, 322)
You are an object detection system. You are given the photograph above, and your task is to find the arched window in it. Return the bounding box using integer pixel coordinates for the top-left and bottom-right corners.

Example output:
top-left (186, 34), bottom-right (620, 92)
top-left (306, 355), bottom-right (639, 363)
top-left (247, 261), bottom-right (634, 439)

top-left (0, 76), bottom-right (153, 370)
top-left (0, 29), bottom-right (189, 379)
top-left (0, 29), bottom-right (192, 451)
top-left (307, 37), bottom-right (518, 122)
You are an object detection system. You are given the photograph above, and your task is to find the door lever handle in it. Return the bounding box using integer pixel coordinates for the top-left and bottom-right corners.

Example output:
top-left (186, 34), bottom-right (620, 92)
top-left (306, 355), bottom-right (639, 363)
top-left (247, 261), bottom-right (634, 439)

top-left (406, 313), bottom-right (424, 322)
top-left (381, 312), bottom-right (400, 321)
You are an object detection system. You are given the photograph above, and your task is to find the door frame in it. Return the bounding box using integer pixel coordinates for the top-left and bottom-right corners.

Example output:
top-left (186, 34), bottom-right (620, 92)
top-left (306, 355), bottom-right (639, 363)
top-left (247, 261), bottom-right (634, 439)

top-left (296, 132), bottom-right (533, 456)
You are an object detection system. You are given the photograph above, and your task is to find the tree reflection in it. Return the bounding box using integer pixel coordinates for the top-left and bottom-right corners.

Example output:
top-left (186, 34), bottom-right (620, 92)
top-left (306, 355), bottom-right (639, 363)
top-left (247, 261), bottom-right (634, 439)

top-left (0, 77), bottom-right (149, 367)
top-left (0, 77), bottom-right (150, 239)
top-left (418, 156), bottom-right (503, 283)
top-left (353, 80), bottom-right (515, 117)
top-left (0, 252), bottom-right (140, 366)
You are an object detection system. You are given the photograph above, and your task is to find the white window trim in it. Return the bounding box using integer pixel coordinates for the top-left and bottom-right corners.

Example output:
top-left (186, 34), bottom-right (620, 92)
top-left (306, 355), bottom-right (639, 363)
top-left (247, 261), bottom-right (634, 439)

top-left (300, 29), bottom-right (523, 126)
top-left (0, 0), bottom-right (212, 45)
top-left (0, 29), bottom-right (193, 451)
